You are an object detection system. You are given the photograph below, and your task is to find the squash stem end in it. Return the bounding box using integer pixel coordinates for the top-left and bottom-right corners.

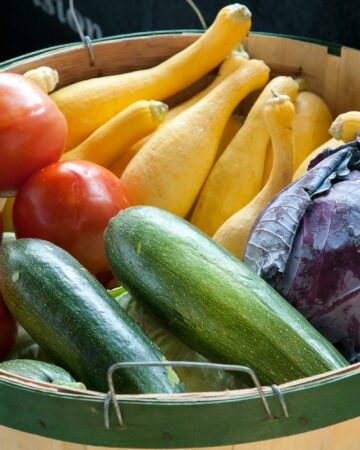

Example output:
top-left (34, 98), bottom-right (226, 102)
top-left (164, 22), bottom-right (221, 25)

top-left (149, 100), bottom-right (169, 123)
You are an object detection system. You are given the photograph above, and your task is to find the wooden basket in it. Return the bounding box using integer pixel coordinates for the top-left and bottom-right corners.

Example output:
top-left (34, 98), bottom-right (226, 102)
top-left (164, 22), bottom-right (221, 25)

top-left (1, 31), bottom-right (360, 450)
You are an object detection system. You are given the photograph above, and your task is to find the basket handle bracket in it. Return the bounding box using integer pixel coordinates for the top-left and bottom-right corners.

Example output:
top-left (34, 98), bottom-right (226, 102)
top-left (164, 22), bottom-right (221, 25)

top-left (69, 0), bottom-right (95, 66)
top-left (104, 361), bottom-right (290, 430)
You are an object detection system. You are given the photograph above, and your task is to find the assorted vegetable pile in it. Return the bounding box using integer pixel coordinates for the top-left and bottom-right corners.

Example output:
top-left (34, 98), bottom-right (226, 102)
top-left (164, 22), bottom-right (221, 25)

top-left (0, 3), bottom-right (359, 394)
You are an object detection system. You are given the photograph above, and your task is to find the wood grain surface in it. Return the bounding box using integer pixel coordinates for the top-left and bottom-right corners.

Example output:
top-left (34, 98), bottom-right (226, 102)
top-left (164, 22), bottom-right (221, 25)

top-left (1, 416), bottom-right (360, 450)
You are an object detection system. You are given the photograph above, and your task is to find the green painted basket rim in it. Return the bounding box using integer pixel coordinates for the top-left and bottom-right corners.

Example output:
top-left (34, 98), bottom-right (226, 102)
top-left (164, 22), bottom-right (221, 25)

top-left (1, 361), bottom-right (358, 402)
top-left (0, 29), bottom-right (350, 70)
top-left (1, 363), bottom-right (360, 447)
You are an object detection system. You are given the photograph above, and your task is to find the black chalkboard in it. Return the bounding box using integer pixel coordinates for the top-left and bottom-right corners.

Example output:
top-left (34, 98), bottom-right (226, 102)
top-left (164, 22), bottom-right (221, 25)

top-left (1, 0), bottom-right (359, 62)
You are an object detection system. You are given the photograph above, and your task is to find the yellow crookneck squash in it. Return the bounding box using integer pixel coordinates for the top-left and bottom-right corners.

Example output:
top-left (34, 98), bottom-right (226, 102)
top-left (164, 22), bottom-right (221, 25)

top-left (121, 59), bottom-right (270, 217)
top-left (110, 114), bottom-right (244, 178)
top-left (292, 137), bottom-right (343, 181)
top-left (51, 4), bottom-right (252, 150)
top-left (329, 111), bottom-right (360, 142)
top-left (216, 114), bottom-right (244, 161)
top-left (213, 93), bottom-right (295, 259)
top-left (190, 76), bottom-right (298, 236)
top-left (61, 100), bottom-right (167, 167)
top-left (1, 197), bottom-right (15, 232)
top-left (166, 49), bottom-right (249, 122)
top-left (23, 66), bottom-right (59, 93)
top-left (109, 52), bottom-right (249, 177)
top-left (262, 90), bottom-right (332, 186)
top-left (293, 91), bottom-right (333, 169)
top-left (261, 142), bottom-right (273, 187)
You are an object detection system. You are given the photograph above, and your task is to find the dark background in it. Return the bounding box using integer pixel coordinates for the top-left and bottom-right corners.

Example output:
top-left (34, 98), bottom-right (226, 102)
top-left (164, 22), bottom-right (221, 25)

top-left (1, 0), bottom-right (360, 62)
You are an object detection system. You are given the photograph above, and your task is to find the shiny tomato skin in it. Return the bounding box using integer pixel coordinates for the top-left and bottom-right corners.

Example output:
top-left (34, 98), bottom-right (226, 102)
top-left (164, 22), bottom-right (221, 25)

top-left (0, 293), bottom-right (17, 361)
top-left (13, 161), bottom-right (131, 274)
top-left (0, 73), bottom-right (67, 197)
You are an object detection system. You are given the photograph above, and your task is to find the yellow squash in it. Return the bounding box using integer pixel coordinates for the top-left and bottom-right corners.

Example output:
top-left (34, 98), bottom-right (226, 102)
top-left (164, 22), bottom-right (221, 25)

top-left (1, 197), bottom-right (15, 232)
top-left (111, 115), bottom-right (244, 178)
top-left (61, 100), bottom-right (167, 167)
top-left (110, 113), bottom-right (244, 178)
top-left (51, 4), bottom-right (252, 150)
top-left (293, 91), bottom-right (333, 169)
top-left (191, 76), bottom-right (298, 236)
top-left (213, 94), bottom-right (295, 259)
top-left (261, 142), bottom-right (272, 187)
top-left (109, 52), bottom-right (249, 177)
top-left (292, 137), bottom-right (343, 181)
top-left (24, 66), bottom-right (59, 93)
top-left (166, 50), bottom-right (249, 122)
top-left (109, 141), bottom-right (145, 178)
top-left (329, 111), bottom-right (360, 142)
top-left (216, 114), bottom-right (244, 161)
top-left (121, 60), bottom-right (270, 217)
top-left (262, 90), bottom-right (332, 186)
top-left (183, 113), bottom-right (244, 220)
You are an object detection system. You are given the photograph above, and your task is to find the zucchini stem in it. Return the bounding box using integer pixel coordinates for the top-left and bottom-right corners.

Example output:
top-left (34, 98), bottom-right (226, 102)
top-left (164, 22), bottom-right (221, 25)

top-left (107, 286), bottom-right (126, 298)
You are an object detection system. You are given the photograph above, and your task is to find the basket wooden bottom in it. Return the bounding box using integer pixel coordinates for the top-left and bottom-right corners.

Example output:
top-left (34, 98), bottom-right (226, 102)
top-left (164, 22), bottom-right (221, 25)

top-left (1, 417), bottom-right (360, 450)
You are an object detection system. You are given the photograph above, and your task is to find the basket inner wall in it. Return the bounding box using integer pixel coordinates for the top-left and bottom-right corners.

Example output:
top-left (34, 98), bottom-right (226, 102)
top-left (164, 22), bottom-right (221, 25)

top-left (2, 33), bottom-right (360, 117)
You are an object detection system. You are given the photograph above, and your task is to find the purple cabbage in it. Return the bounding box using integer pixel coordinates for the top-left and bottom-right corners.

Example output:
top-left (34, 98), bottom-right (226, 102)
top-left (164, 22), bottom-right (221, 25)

top-left (244, 137), bottom-right (360, 357)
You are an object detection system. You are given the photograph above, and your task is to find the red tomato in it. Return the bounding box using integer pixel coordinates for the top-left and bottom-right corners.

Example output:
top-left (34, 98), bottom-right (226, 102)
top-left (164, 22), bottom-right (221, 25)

top-left (0, 73), bottom-right (67, 197)
top-left (0, 293), bottom-right (17, 361)
top-left (13, 161), bottom-right (131, 274)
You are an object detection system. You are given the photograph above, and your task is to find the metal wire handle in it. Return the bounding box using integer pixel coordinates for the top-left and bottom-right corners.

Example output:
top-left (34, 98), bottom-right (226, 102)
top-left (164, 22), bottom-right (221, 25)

top-left (69, 0), bottom-right (95, 66)
top-left (69, 0), bottom-right (207, 67)
top-left (271, 384), bottom-right (289, 418)
top-left (184, 0), bottom-right (207, 29)
top-left (104, 361), bottom-right (289, 430)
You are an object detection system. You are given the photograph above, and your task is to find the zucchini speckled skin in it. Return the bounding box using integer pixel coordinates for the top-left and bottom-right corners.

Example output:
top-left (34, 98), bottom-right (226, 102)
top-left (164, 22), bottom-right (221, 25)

top-left (0, 239), bottom-right (185, 394)
top-left (0, 359), bottom-right (85, 389)
top-left (105, 206), bottom-right (347, 385)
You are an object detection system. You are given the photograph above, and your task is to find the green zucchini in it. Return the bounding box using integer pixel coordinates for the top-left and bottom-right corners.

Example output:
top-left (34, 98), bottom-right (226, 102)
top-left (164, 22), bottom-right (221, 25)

top-left (5, 325), bottom-right (52, 363)
top-left (104, 206), bottom-right (347, 385)
top-left (0, 359), bottom-right (85, 389)
top-left (0, 239), bottom-right (185, 394)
